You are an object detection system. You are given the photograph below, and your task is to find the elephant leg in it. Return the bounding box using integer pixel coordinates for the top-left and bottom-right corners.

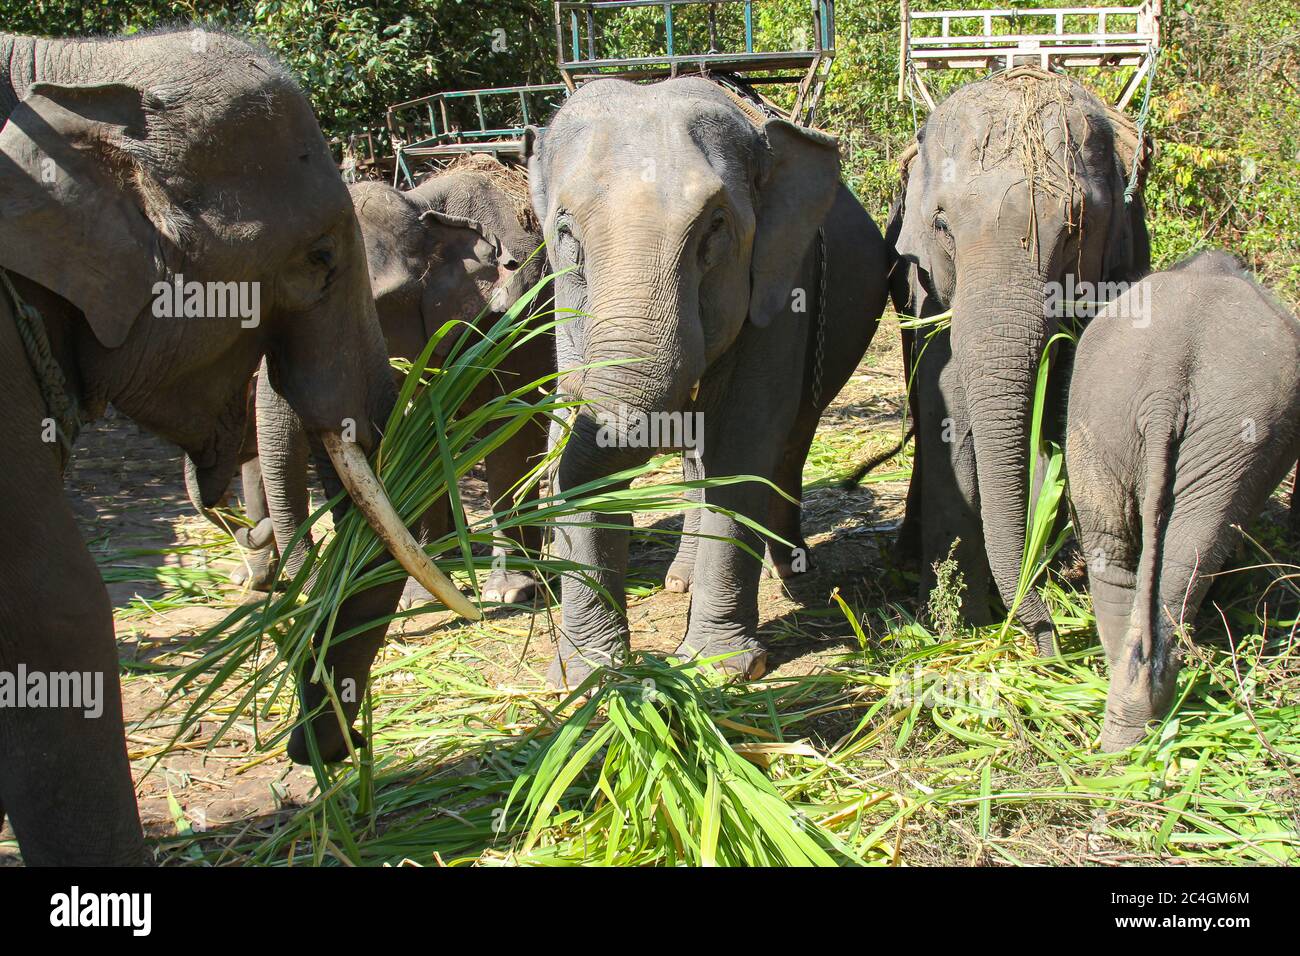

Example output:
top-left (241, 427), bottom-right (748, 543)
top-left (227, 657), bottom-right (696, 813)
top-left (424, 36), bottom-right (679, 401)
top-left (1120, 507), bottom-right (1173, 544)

top-left (895, 327), bottom-right (923, 561)
top-left (897, 434), bottom-right (924, 562)
top-left (1096, 502), bottom-right (1230, 753)
top-left (545, 411), bottom-right (634, 690)
top-left (287, 575), bottom-right (405, 764)
top-left (917, 333), bottom-right (992, 624)
top-left (674, 443), bottom-right (775, 680)
top-left (675, 348), bottom-right (799, 679)
top-left (256, 368), bottom-right (313, 581)
top-left (762, 405), bottom-right (817, 580)
top-left (548, 507), bottom-right (632, 691)
top-left (0, 566), bottom-right (143, 863)
top-left (230, 454), bottom-right (278, 592)
top-left (0, 382), bottom-right (143, 862)
top-left (481, 407), bottom-right (546, 605)
top-left (665, 453), bottom-right (704, 593)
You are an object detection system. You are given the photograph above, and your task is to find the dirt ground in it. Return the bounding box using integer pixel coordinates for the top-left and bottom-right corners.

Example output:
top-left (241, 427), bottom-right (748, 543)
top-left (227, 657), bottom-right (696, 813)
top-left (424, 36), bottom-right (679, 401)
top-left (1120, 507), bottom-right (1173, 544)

top-left (0, 321), bottom-right (910, 864)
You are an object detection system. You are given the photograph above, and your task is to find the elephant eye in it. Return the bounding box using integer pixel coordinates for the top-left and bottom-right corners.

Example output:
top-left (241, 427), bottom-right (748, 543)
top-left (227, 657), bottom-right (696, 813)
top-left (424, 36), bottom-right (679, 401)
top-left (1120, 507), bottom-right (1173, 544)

top-left (307, 236), bottom-right (339, 288)
top-left (554, 214), bottom-right (583, 270)
top-left (700, 209), bottom-right (730, 268)
top-left (931, 211), bottom-right (955, 254)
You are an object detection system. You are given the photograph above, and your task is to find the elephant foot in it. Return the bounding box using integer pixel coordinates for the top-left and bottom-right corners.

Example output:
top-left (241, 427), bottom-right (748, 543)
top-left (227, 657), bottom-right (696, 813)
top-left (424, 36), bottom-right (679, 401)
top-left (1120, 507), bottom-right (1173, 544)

top-left (288, 720), bottom-right (368, 765)
top-left (398, 577), bottom-right (436, 612)
top-left (664, 560), bottom-right (694, 593)
top-left (1099, 716), bottom-right (1150, 753)
top-left (673, 637), bottom-right (767, 681)
top-left (1031, 623), bottom-right (1060, 657)
top-left (545, 639), bottom-right (626, 693)
top-left (232, 548), bottom-right (278, 592)
top-left (483, 569), bottom-right (539, 606)
top-left (762, 542), bottom-right (809, 581)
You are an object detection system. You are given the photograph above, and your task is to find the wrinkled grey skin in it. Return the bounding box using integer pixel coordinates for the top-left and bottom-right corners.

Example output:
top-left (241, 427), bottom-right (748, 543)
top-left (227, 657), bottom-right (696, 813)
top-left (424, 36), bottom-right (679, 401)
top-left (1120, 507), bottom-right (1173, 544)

top-left (889, 71), bottom-right (1149, 654)
top-left (253, 163), bottom-right (551, 604)
top-left (527, 78), bottom-right (889, 689)
top-left (1067, 252), bottom-right (1300, 751)
top-left (0, 30), bottom-right (435, 864)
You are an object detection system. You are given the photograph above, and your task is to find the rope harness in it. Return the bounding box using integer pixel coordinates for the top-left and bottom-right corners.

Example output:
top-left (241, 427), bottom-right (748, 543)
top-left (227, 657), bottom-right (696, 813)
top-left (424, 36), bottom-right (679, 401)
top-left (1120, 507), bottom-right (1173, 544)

top-left (1, 269), bottom-right (81, 470)
top-left (1124, 47), bottom-right (1159, 206)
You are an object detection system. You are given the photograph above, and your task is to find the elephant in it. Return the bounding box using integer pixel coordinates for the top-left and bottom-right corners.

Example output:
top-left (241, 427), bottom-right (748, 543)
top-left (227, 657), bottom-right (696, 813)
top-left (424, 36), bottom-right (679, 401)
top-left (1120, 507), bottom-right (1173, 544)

top-left (888, 66), bottom-right (1150, 654)
top-left (0, 28), bottom-right (474, 865)
top-left (250, 156), bottom-right (552, 605)
top-left (1066, 251), bottom-right (1300, 751)
top-left (524, 77), bottom-right (890, 689)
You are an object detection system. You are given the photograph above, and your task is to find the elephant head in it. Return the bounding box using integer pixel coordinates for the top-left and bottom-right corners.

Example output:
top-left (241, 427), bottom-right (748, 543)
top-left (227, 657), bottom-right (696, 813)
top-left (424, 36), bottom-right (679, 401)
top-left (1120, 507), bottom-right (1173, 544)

top-left (525, 78), bottom-right (840, 489)
top-left (0, 31), bottom-right (467, 614)
top-left (349, 174), bottom-right (529, 363)
top-left (891, 69), bottom-right (1149, 647)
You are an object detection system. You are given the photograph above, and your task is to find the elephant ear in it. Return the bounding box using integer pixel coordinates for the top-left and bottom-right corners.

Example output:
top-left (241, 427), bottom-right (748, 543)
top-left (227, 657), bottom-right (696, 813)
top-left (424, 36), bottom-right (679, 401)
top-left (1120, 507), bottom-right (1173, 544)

top-left (416, 208), bottom-right (507, 332)
top-left (889, 142), bottom-right (936, 318)
top-left (0, 82), bottom-right (168, 348)
top-left (422, 209), bottom-right (511, 266)
top-left (748, 118), bottom-right (840, 329)
top-left (523, 126), bottom-right (548, 227)
top-left (1100, 152), bottom-right (1151, 283)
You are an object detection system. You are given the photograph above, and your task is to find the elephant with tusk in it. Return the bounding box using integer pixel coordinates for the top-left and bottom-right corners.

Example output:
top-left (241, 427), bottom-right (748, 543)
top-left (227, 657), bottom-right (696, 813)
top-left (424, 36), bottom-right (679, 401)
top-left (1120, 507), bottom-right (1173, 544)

top-left (0, 27), bottom-right (473, 865)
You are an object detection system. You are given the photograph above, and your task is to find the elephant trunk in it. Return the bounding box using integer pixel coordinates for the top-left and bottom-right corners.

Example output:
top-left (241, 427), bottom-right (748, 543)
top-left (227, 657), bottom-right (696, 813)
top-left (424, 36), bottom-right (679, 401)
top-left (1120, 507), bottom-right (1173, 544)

top-left (268, 240), bottom-right (480, 621)
top-left (557, 277), bottom-right (704, 495)
top-left (951, 260), bottom-right (1058, 652)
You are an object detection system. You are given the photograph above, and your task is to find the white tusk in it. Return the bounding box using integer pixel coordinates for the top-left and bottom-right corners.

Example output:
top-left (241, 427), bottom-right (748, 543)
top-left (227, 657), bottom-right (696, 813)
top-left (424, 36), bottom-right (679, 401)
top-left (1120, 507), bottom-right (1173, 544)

top-left (690, 380), bottom-right (701, 402)
top-left (321, 431), bottom-right (481, 621)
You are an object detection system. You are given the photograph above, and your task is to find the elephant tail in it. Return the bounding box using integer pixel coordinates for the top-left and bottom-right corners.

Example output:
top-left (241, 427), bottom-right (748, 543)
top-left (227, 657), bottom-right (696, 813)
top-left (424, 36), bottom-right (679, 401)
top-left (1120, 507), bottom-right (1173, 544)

top-left (1134, 409), bottom-right (1182, 664)
top-left (840, 424), bottom-right (915, 490)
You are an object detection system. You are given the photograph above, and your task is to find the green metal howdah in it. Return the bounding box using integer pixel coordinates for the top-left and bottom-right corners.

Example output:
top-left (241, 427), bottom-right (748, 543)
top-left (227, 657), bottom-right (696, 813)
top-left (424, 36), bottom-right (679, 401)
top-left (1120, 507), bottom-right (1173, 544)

top-left (387, 83), bottom-right (570, 187)
top-left (555, 0), bottom-right (836, 125)
top-left (386, 1), bottom-right (836, 187)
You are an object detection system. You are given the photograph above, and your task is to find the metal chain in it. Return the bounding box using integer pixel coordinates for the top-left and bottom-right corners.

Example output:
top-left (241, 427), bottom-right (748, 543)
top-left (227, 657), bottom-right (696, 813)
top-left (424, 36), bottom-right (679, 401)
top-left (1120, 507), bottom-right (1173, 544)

top-left (2, 269), bottom-right (80, 470)
top-left (810, 226), bottom-right (828, 410)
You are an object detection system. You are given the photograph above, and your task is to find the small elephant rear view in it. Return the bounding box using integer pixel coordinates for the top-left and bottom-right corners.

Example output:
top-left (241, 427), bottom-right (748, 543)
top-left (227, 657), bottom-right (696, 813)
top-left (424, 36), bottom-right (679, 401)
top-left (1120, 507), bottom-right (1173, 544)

top-left (1067, 251), bottom-right (1300, 751)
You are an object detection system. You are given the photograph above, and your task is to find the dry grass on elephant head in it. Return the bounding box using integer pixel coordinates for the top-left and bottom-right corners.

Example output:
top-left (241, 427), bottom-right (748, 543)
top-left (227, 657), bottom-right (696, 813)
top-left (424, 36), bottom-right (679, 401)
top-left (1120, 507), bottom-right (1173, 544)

top-left (430, 153), bottom-right (538, 233)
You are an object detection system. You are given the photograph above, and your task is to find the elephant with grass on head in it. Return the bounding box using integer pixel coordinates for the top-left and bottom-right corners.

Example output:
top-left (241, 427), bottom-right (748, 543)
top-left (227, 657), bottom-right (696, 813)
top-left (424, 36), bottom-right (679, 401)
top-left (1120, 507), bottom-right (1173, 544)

top-left (252, 156), bottom-right (552, 606)
top-left (0, 27), bottom-right (476, 865)
top-left (889, 67), bottom-right (1150, 654)
top-left (1067, 251), bottom-right (1300, 751)
top-left (525, 77), bottom-right (889, 689)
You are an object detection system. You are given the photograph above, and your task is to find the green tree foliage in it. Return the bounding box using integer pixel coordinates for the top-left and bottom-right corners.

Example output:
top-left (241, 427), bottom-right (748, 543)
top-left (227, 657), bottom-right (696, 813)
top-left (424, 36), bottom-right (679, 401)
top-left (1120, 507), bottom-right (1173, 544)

top-left (3, 0), bottom-right (1296, 302)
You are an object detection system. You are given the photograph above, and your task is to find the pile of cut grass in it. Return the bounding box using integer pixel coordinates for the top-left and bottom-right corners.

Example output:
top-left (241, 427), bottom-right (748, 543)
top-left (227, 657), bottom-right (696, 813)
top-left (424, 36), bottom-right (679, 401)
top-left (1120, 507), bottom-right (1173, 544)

top-left (115, 287), bottom-right (1298, 867)
top-left (143, 557), bottom-right (1298, 866)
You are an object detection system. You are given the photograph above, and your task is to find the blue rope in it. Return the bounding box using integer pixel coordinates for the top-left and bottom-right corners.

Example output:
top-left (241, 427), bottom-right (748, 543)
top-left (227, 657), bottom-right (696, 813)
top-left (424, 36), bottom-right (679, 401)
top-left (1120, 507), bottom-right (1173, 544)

top-left (1125, 45), bottom-right (1159, 206)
